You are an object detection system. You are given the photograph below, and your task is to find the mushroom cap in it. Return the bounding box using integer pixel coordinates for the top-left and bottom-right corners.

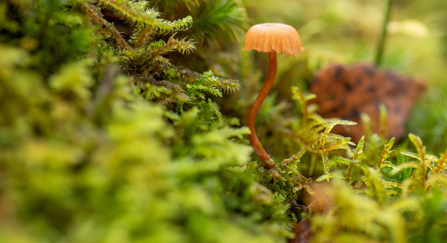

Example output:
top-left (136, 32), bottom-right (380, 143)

top-left (243, 23), bottom-right (305, 57)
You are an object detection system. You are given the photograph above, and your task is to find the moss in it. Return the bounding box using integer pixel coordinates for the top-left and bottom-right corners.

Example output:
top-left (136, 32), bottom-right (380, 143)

top-left (2, 1), bottom-right (447, 243)
top-left (0, 0), bottom-right (290, 242)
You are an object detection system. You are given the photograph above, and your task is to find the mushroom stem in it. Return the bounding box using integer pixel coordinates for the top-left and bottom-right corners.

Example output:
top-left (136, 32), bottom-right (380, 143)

top-left (247, 51), bottom-right (277, 169)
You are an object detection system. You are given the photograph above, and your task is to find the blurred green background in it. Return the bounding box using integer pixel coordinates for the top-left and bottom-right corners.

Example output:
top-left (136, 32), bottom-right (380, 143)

top-left (238, 0), bottom-right (447, 153)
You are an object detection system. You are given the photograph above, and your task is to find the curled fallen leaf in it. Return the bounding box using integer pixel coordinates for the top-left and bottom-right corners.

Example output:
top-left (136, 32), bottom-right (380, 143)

top-left (310, 63), bottom-right (426, 142)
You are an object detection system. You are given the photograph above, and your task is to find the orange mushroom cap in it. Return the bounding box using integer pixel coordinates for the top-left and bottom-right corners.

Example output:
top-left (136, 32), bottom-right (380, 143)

top-left (242, 23), bottom-right (305, 57)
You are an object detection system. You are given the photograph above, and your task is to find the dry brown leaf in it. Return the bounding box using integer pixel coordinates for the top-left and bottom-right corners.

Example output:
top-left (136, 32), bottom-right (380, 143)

top-left (310, 63), bottom-right (426, 142)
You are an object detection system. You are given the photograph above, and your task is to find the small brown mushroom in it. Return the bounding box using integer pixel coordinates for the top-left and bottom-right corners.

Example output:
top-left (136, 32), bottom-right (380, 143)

top-left (243, 23), bottom-right (305, 169)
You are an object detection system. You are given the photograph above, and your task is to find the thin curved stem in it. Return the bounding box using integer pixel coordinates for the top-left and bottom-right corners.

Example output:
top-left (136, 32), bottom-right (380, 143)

top-left (247, 51), bottom-right (277, 169)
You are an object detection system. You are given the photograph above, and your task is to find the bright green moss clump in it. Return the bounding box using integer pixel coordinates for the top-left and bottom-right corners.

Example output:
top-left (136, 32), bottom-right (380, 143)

top-left (0, 0), bottom-right (292, 242)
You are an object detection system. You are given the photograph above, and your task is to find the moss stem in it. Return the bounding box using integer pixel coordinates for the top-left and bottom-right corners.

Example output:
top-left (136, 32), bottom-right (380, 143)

top-left (247, 51), bottom-right (277, 169)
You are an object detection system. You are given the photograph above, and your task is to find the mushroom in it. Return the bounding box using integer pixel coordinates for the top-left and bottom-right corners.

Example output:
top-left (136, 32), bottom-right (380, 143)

top-left (243, 23), bottom-right (305, 169)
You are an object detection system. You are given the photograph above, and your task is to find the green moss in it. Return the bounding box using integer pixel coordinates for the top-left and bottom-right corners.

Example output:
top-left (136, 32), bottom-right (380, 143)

top-left (2, 0), bottom-right (447, 242)
top-left (0, 0), bottom-right (290, 242)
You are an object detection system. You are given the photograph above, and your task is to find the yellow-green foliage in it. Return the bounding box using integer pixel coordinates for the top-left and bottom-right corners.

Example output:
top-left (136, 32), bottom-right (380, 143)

top-left (3, 0), bottom-right (447, 243)
top-left (309, 141), bottom-right (447, 243)
top-left (0, 0), bottom-right (292, 242)
top-left (252, 87), bottom-right (447, 242)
